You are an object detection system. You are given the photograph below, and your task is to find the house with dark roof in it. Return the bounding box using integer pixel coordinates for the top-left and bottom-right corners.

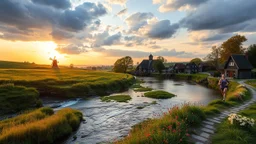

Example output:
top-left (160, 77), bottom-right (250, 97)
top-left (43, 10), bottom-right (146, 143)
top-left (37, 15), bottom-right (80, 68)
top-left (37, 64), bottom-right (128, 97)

top-left (185, 62), bottom-right (198, 74)
top-left (136, 54), bottom-right (157, 74)
top-left (224, 54), bottom-right (253, 79)
top-left (173, 63), bottom-right (185, 73)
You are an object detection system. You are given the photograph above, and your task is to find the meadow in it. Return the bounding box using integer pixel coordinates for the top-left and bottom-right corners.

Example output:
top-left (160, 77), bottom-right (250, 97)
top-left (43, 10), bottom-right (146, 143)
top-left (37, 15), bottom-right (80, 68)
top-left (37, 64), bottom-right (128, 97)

top-left (0, 107), bottom-right (83, 144)
top-left (0, 68), bottom-right (135, 98)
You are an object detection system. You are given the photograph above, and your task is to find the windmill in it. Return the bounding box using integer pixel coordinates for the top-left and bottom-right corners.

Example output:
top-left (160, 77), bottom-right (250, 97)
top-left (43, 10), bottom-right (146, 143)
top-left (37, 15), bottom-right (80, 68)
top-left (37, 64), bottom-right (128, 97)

top-left (50, 56), bottom-right (59, 69)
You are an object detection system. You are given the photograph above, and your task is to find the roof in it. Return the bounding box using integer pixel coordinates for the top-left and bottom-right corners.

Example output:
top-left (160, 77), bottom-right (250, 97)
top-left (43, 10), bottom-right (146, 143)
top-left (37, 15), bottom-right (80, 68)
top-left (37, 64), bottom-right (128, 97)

top-left (174, 63), bottom-right (185, 69)
top-left (138, 60), bottom-right (157, 69)
top-left (225, 54), bottom-right (253, 69)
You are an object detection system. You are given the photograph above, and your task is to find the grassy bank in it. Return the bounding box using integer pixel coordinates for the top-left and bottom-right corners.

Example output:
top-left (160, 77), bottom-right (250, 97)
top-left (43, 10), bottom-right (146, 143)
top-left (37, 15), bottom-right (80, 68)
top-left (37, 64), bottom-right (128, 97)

top-left (116, 104), bottom-right (205, 144)
top-left (0, 69), bottom-right (134, 98)
top-left (144, 90), bottom-right (176, 99)
top-left (175, 74), bottom-right (209, 83)
top-left (0, 84), bottom-right (42, 115)
top-left (0, 107), bottom-right (82, 144)
top-left (101, 95), bottom-right (132, 102)
top-left (212, 103), bottom-right (256, 144)
top-left (245, 80), bottom-right (256, 88)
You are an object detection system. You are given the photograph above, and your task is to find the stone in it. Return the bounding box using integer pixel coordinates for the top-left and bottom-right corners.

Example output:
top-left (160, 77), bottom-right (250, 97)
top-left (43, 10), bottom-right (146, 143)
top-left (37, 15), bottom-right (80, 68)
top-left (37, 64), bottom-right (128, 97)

top-left (201, 127), bottom-right (214, 134)
top-left (191, 134), bottom-right (208, 142)
top-left (200, 132), bottom-right (210, 138)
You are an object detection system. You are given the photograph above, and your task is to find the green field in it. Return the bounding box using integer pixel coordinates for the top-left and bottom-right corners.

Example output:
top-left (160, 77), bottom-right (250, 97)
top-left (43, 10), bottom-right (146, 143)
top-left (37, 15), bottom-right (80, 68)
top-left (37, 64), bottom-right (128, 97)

top-left (0, 61), bottom-right (51, 69)
top-left (0, 68), bottom-right (134, 98)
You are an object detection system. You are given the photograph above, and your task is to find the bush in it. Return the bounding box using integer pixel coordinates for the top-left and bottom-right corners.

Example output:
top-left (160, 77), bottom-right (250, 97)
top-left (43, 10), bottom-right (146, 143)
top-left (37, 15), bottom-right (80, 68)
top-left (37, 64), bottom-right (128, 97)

top-left (0, 108), bottom-right (82, 144)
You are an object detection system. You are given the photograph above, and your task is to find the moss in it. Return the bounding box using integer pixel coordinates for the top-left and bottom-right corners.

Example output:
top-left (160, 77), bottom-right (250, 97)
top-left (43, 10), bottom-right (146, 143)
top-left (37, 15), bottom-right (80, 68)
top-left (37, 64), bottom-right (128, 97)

top-left (134, 87), bottom-right (153, 92)
top-left (101, 95), bottom-right (132, 103)
top-left (144, 90), bottom-right (176, 99)
top-left (0, 84), bottom-right (42, 115)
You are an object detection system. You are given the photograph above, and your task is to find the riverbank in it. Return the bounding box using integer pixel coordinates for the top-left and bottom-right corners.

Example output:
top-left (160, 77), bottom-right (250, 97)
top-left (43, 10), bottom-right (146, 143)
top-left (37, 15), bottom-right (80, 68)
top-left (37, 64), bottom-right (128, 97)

top-left (0, 69), bottom-right (134, 98)
top-left (0, 107), bottom-right (83, 144)
top-left (115, 74), bottom-right (252, 143)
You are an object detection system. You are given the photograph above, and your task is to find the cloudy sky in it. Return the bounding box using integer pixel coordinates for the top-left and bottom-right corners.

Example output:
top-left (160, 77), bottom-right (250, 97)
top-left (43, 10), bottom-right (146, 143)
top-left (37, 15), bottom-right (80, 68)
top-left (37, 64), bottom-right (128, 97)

top-left (0, 0), bottom-right (256, 65)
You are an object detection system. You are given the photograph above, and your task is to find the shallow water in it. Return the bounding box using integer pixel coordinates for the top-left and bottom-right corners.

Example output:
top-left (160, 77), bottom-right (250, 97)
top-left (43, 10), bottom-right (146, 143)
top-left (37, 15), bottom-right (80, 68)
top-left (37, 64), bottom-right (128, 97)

top-left (52, 77), bottom-right (221, 144)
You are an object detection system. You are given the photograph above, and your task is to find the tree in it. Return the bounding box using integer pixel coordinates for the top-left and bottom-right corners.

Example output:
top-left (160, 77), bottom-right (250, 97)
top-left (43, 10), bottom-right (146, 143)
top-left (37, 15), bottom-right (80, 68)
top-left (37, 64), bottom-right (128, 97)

top-left (113, 56), bottom-right (133, 73)
top-left (220, 35), bottom-right (247, 62)
top-left (204, 46), bottom-right (221, 69)
top-left (157, 56), bottom-right (167, 63)
top-left (153, 60), bottom-right (165, 74)
top-left (247, 44), bottom-right (256, 68)
top-left (190, 58), bottom-right (202, 65)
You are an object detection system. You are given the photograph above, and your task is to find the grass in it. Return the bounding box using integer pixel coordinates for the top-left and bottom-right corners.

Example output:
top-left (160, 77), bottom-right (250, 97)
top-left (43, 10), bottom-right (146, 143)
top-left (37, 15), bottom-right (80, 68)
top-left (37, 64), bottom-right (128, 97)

top-left (0, 83), bottom-right (42, 115)
top-left (101, 95), bottom-right (132, 103)
top-left (175, 74), bottom-right (209, 83)
top-left (202, 80), bottom-right (251, 115)
top-left (0, 107), bottom-right (83, 144)
top-left (245, 80), bottom-right (256, 88)
top-left (134, 87), bottom-right (153, 92)
top-left (131, 84), bottom-right (142, 88)
top-left (144, 90), bottom-right (176, 99)
top-left (115, 104), bottom-right (205, 144)
top-left (0, 68), bottom-right (134, 98)
top-left (212, 103), bottom-right (256, 144)
top-left (0, 61), bottom-right (51, 69)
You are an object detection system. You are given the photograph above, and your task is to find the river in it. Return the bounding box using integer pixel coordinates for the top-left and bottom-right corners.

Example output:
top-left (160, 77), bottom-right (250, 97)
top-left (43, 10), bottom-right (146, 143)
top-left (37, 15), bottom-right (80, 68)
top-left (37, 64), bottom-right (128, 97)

top-left (43, 77), bottom-right (221, 144)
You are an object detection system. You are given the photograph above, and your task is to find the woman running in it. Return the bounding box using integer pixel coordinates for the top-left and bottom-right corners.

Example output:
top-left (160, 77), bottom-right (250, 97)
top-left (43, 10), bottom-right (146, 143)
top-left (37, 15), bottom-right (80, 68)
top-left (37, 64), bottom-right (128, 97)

top-left (218, 74), bottom-right (229, 101)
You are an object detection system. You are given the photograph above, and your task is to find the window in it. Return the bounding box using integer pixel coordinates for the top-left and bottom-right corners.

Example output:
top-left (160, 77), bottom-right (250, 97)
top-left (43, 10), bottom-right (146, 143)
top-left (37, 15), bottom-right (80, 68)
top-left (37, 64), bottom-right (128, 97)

top-left (229, 62), bottom-right (235, 66)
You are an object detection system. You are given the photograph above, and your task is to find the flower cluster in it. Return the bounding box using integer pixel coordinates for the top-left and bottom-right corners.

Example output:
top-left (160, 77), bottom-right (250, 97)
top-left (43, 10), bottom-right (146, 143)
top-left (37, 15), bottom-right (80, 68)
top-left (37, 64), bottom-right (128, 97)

top-left (228, 113), bottom-right (255, 127)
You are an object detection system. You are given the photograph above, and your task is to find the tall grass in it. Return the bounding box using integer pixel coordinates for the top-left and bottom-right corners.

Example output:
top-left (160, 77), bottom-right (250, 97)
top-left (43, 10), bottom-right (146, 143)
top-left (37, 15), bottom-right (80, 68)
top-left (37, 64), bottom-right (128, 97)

top-left (0, 83), bottom-right (42, 115)
top-left (116, 104), bottom-right (205, 144)
top-left (0, 108), bottom-right (83, 144)
top-left (0, 69), bottom-right (135, 97)
top-left (0, 107), bottom-right (53, 131)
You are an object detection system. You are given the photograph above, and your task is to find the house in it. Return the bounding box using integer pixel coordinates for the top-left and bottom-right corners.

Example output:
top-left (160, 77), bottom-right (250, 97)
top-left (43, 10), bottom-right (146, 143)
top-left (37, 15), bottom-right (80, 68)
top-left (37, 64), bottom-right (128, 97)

top-left (185, 62), bottom-right (198, 74)
top-left (198, 62), bottom-right (215, 72)
top-left (224, 54), bottom-right (253, 79)
top-left (136, 54), bottom-right (157, 74)
top-left (173, 63), bottom-right (185, 73)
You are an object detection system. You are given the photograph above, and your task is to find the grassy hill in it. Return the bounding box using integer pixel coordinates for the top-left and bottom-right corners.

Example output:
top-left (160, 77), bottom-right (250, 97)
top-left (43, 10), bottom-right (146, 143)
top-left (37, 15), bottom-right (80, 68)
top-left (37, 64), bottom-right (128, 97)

top-left (0, 60), bottom-right (51, 69)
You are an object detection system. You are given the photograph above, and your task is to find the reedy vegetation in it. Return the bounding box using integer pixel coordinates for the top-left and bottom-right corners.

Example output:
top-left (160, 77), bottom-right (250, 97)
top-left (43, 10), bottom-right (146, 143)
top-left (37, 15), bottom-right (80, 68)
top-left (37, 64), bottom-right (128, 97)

top-left (0, 107), bottom-right (83, 144)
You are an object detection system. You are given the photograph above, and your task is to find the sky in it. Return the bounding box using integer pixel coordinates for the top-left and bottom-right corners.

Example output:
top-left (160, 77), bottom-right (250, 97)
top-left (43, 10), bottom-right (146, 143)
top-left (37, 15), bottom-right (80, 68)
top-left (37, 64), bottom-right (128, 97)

top-left (0, 0), bottom-right (256, 66)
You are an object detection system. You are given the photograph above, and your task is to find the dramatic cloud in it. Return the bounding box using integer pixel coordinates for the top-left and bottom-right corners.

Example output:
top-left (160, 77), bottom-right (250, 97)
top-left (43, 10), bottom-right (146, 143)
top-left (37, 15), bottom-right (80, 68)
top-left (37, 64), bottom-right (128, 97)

top-left (32, 0), bottom-right (71, 9)
top-left (126, 12), bottom-right (154, 32)
top-left (100, 48), bottom-right (203, 58)
top-left (0, 0), bottom-right (107, 42)
top-left (146, 20), bottom-right (179, 39)
top-left (188, 30), bottom-right (233, 42)
top-left (108, 0), bottom-right (127, 6)
top-left (56, 44), bottom-right (87, 55)
top-left (59, 2), bottom-right (107, 31)
top-left (181, 0), bottom-right (256, 31)
top-left (159, 0), bottom-right (208, 12)
top-left (117, 8), bottom-right (127, 16)
top-left (92, 31), bottom-right (122, 47)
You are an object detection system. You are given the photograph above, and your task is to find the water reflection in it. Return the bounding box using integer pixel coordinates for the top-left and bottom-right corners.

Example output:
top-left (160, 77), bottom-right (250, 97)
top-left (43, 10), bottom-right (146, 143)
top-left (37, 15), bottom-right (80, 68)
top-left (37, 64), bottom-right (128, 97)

top-left (64, 77), bottom-right (221, 144)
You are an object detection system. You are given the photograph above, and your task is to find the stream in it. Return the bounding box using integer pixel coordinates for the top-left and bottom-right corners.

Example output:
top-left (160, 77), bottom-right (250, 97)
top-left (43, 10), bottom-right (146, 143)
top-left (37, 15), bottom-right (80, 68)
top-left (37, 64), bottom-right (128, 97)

top-left (43, 77), bottom-right (221, 144)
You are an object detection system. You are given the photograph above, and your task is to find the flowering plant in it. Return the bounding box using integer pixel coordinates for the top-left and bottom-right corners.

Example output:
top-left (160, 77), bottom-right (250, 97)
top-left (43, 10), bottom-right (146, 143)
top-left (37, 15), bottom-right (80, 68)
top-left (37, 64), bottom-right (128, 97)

top-left (228, 113), bottom-right (255, 128)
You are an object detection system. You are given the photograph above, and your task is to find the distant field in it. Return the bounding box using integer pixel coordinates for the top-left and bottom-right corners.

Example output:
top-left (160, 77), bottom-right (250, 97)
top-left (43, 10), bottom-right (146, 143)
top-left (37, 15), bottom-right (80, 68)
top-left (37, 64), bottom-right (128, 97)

top-left (0, 60), bottom-right (51, 69)
top-left (0, 68), bottom-right (134, 97)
